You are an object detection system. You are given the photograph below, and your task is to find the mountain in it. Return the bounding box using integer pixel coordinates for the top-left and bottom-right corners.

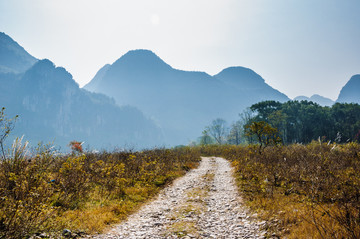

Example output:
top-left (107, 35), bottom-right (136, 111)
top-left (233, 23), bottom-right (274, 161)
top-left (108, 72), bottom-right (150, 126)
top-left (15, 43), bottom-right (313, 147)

top-left (0, 32), bottom-right (37, 73)
top-left (85, 50), bottom-right (225, 145)
top-left (294, 96), bottom-right (310, 102)
top-left (294, 94), bottom-right (334, 106)
top-left (0, 34), bottom-right (164, 150)
top-left (214, 67), bottom-right (289, 101)
top-left (85, 64), bottom-right (111, 91)
top-left (1, 59), bottom-right (163, 150)
top-left (84, 50), bottom-right (289, 145)
top-left (337, 75), bottom-right (360, 104)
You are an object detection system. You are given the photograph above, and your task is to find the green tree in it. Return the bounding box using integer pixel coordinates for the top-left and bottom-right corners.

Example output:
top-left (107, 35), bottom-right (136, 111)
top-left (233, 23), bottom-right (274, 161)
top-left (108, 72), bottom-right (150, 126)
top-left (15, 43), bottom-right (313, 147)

top-left (331, 103), bottom-right (360, 142)
top-left (281, 101), bottom-right (333, 143)
top-left (267, 110), bottom-right (288, 143)
top-left (250, 100), bottom-right (282, 121)
top-left (247, 100), bottom-right (360, 144)
top-left (245, 121), bottom-right (281, 153)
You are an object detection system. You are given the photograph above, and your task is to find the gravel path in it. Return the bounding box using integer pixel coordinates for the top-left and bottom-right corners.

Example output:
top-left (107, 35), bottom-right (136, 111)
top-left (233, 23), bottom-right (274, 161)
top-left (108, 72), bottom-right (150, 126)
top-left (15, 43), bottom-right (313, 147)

top-left (89, 157), bottom-right (264, 239)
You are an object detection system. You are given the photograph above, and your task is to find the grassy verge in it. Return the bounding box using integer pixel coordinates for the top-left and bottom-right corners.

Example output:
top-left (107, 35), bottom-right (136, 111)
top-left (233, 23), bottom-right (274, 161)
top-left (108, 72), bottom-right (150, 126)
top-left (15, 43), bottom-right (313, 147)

top-left (2, 141), bottom-right (359, 238)
top-left (200, 143), bottom-right (360, 238)
top-left (0, 141), bottom-right (200, 238)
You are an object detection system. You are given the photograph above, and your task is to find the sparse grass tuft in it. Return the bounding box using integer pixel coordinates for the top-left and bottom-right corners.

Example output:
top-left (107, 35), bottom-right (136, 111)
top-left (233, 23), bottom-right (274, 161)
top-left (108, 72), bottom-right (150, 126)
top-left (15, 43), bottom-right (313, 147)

top-left (167, 221), bottom-right (198, 238)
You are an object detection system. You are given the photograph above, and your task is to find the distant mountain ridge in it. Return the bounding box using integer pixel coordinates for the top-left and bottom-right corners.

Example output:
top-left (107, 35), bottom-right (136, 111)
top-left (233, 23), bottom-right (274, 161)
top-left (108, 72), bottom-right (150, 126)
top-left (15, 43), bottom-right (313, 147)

top-left (0, 32), bottom-right (37, 73)
top-left (215, 66), bottom-right (266, 88)
top-left (294, 94), bottom-right (334, 106)
top-left (2, 32), bottom-right (358, 148)
top-left (85, 64), bottom-right (110, 91)
top-left (0, 34), bottom-right (164, 150)
top-left (84, 50), bottom-right (290, 145)
top-left (337, 75), bottom-right (360, 104)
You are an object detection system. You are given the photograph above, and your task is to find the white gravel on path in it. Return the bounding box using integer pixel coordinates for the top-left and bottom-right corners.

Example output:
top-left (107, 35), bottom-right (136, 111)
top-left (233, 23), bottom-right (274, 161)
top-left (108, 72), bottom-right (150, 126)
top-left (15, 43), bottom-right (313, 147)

top-left (88, 157), bottom-right (265, 239)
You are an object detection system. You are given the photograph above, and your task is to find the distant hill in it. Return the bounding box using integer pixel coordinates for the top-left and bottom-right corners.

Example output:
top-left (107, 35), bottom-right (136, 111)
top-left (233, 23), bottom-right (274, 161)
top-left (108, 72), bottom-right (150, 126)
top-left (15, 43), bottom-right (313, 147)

top-left (84, 50), bottom-right (289, 145)
top-left (337, 75), bottom-right (360, 104)
top-left (214, 67), bottom-right (289, 101)
top-left (294, 94), bottom-right (334, 106)
top-left (0, 32), bottom-right (37, 73)
top-left (85, 64), bottom-right (111, 91)
top-left (294, 96), bottom-right (310, 102)
top-left (0, 35), bottom-right (164, 150)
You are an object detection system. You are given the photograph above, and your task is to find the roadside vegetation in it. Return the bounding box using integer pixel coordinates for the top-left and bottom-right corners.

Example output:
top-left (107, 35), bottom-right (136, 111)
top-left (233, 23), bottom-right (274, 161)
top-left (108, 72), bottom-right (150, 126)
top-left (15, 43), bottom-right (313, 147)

top-left (0, 142), bottom-right (200, 238)
top-left (1, 99), bottom-right (360, 238)
top-left (200, 143), bottom-right (360, 238)
top-left (196, 100), bottom-right (360, 238)
top-left (0, 108), bottom-right (201, 238)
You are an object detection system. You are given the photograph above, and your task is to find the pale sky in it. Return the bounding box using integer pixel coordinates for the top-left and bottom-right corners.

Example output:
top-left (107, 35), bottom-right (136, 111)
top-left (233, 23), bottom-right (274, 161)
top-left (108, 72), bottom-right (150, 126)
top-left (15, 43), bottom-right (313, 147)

top-left (1, 0), bottom-right (359, 100)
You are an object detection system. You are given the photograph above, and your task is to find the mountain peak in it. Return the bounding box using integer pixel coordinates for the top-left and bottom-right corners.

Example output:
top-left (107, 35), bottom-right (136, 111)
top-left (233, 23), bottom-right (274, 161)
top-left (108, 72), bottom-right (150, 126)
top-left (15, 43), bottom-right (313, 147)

top-left (0, 32), bottom-right (37, 73)
top-left (214, 66), bottom-right (266, 87)
top-left (111, 49), bottom-right (172, 72)
top-left (337, 74), bottom-right (360, 104)
top-left (29, 59), bottom-right (65, 76)
top-left (294, 94), bottom-right (334, 106)
top-left (0, 32), bottom-right (12, 42)
top-left (23, 59), bottom-right (78, 90)
top-left (348, 74), bottom-right (360, 82)
top-left (83, 64), bottom-right (111, 91)
top-left (125, 49), bottom-right (159, 58)
top-left (33, 58), bottom-right (55, 70)
top-left (310, 94), bottom-right (334, 106)
top-left (217, 66), bottom-right (259, 74)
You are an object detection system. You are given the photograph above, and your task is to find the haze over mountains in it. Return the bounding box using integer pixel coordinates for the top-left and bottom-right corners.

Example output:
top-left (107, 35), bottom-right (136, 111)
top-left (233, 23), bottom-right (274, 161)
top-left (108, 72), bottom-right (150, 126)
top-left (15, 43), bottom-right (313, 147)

top-left (294, 94), bottom-right (335, 107)
top-left (0, 33), bottom-right (163, 150)
top-left (1, 32), bottom-right (359, 149)
top-left (0, 32), bottom-right (37, 74)
top-left (84, 50), bottom-right (289, 145)
top-left (337, 75), bottom-right (360, 104)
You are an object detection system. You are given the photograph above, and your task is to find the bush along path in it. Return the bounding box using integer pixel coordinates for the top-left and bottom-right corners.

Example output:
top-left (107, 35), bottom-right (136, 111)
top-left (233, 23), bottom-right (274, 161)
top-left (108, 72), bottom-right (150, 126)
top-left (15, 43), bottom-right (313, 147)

top-left (87, 157), bottom-right (265, 239)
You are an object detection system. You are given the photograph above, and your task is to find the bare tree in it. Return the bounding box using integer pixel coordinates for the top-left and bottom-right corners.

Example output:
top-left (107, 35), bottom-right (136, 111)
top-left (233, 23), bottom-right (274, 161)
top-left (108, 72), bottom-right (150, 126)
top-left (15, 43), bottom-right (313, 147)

top-left (239, 107), bottom-right (256, 126)
top-left (206, 118), bottom-right (228, 145)
top-left (199, 129), bottom-right (214, 145)
top-left (239, 108), bottom-right (256, 144)
top-left (0, 107), bottom-right (18, 160)
top-left (227, 120), bottom-right (244, 145)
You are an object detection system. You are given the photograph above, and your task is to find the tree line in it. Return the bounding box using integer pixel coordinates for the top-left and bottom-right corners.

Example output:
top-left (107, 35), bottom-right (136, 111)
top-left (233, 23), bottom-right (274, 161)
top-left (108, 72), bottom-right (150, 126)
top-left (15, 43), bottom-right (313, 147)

top-left (198, 100), bottom-right (360, 146)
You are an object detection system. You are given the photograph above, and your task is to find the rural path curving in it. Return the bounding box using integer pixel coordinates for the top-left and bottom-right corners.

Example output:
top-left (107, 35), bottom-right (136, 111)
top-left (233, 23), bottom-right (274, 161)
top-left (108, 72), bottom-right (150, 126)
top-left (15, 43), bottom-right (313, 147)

top-left (89, 157), bottom-right (264, 239)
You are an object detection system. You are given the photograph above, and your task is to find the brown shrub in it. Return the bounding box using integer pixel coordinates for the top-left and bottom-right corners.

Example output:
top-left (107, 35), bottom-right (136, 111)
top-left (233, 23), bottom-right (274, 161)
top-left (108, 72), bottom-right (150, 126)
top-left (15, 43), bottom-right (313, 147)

top-left (200, 143), bottom-right (360, 238)
top-left (0, 143), bottom-right (201, 238)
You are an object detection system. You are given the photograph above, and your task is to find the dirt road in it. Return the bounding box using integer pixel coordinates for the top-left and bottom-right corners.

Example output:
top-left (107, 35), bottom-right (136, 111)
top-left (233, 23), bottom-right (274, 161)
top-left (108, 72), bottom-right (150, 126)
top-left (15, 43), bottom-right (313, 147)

top-left (90, 157), bottom-right (264, 238)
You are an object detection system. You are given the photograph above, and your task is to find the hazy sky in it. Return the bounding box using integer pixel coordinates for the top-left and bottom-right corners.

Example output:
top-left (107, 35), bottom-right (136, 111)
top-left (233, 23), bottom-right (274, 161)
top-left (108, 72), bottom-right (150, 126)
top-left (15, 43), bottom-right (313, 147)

top-left (1, 0), bottom-right (359, 100)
